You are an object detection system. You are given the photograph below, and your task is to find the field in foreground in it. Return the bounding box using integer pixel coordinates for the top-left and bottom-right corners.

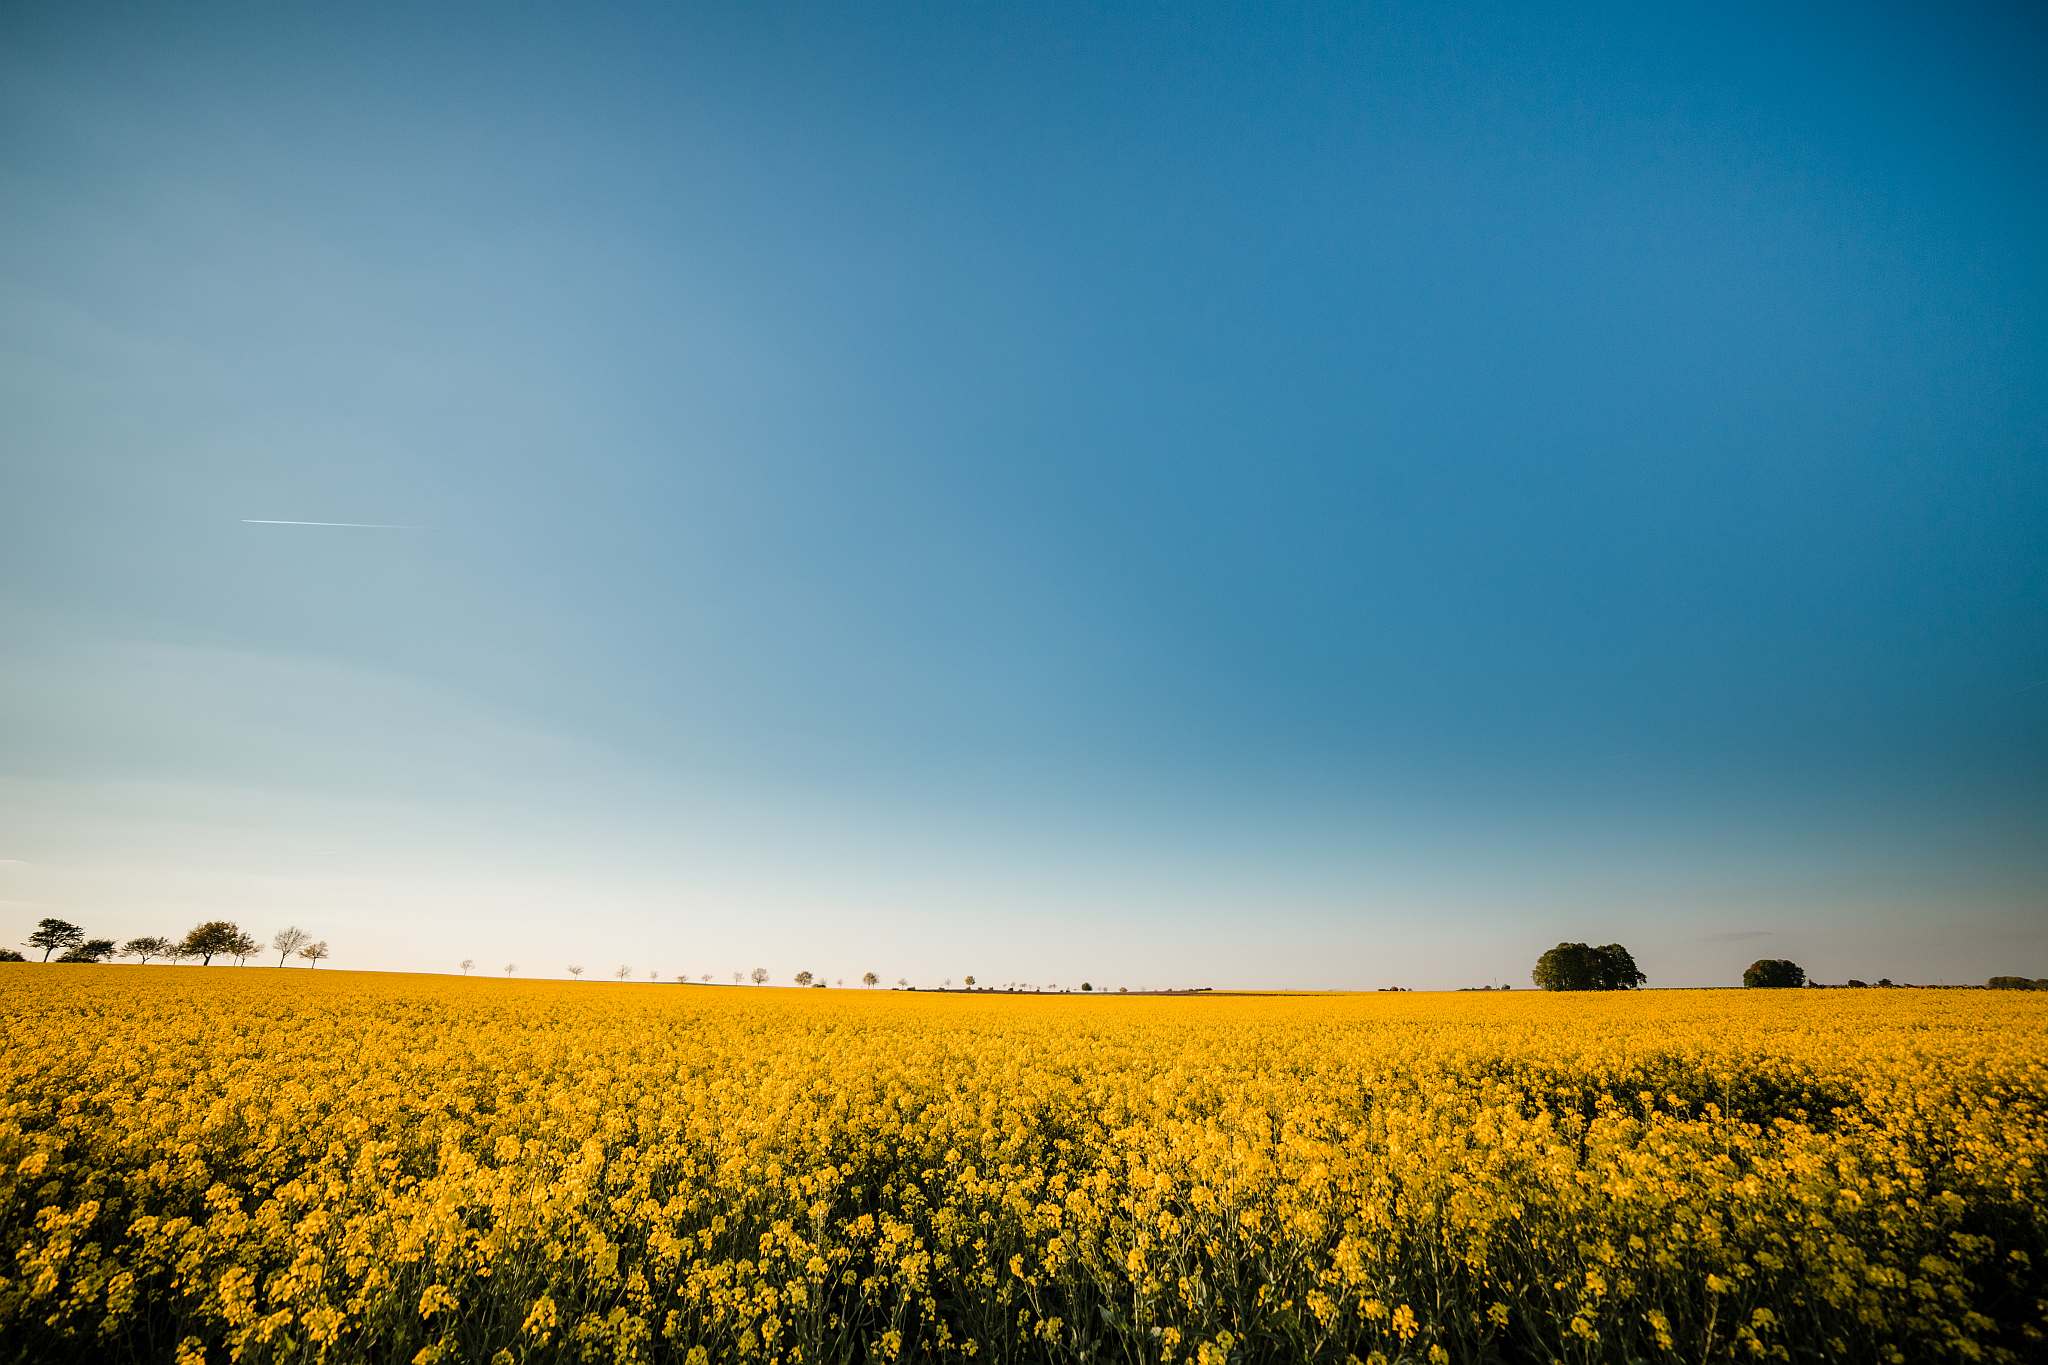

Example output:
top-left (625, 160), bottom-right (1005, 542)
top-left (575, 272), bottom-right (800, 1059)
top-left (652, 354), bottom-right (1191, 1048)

top-left (2, 970), bottom-right (2045, 1365)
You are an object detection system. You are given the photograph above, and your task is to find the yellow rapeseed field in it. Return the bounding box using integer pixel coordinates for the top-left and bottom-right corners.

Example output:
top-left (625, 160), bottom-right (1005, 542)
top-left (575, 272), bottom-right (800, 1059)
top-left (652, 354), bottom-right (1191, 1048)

top-left (2, 968), bottom-right (2044, 1364)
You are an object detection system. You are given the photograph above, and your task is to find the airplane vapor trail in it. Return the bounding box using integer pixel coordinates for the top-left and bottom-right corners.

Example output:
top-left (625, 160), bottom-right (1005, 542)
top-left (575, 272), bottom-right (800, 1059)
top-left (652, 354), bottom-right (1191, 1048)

top-left (241, 519), bottom-right (424, 529)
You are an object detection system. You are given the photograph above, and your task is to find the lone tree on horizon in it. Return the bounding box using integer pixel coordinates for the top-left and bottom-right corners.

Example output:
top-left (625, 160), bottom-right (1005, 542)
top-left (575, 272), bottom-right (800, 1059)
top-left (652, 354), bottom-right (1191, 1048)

top-left (27, 917), bottom-right (84, 961)
top-left (614, 965), bottom-right (631, 980)
top-left (1744, 959), bottom-right (1807, 988)
top-left (863, 971), bottom-right (879, 988)
top-left (272, 927), bottom-right (310, 966)
top-left (122, 935), bottom-right (175, 965)
top-left (751, 967), bottom-right (769, 985)
top-left (298, 941), bottom-right (329, 967)
top-left (1532, 942), bottom-right (1646, 991)
top-left (794, 970), bottom-right (813, 987)
top-left (567, 965), bottom-right (584, 978)
top-left (182, 921), bottom-right (244, 967)
top-left (460, 959), bottom-right (475, 975)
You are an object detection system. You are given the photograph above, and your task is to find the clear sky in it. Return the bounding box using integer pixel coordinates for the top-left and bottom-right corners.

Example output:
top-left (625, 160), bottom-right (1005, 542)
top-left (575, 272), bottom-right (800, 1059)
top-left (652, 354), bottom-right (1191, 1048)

top-left (3, 2), bottom-right (2044, 989)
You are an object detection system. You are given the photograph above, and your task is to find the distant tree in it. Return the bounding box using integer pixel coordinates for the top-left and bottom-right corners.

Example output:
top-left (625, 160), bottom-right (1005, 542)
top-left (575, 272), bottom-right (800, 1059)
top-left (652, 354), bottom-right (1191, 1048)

top-left (58, 938), bottom-right (117, 963)
top-left (751, 967), bottom-right (769, 986)
top-left (964, 975), bottom-right (976, 988)
top-left (272, 927), bottom-right (311, 966)
top-left (614, 965), bottom-right (631, 980)
top-left (460, 959), bottom-right (475, 975)
top-left (1082, 982), bottom-right (1093, 992)
top-left (567, 965), bottom-right (585, 978)
top-left (122, 935), bottom-right (176, 965)
top-left (1532, 942), bottom-right (1647, 992)
top-left (943, 978), bottom-right (953, 990)
top-left (863, 971), bottom-right (880, 988)
top-left (648, 969), bottom-right (659, 982)
top-left (1744, 959), bottom-right (1807, 989)
top-left (733, 972), bottom-right (744, 985)
top-left (182, 920), bottom-right (244, 966)
top-left (1988, 976), bottom-right (2047, 991)
top-left (27, 917), bottom-right (85, 962)
top-left (1844, 978), bottom-right (1868, 988)
top-left (1877, 978), bottom-right (1894, 987)
top-left (701, 974), bottom-right (712, 984)
top-left (835, 977), bottom-right (844, 987)
top-left (298, 941), bottom-right (330, 967)
top-left (230, 931), bottom-right (261, 965)
top-left (896, 977), bottom-right (908, 989)
top-left (794, 970), bottom-right (814, 987)
top-left (504, 963), bottom-right (516, 976)
top-left (0, 948), bottom-right (23, 962)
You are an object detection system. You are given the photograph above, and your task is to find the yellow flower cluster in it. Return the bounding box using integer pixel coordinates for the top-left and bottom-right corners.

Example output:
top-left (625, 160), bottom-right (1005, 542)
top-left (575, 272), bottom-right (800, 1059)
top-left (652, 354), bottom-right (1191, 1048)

top-left (2, 968), bottom-right (2044, 1363)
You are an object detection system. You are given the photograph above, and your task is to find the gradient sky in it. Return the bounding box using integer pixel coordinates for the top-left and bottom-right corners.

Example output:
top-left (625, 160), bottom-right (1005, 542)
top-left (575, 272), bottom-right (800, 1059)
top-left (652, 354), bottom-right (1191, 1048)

top-left (3, 2), bottom-right (2044, 989)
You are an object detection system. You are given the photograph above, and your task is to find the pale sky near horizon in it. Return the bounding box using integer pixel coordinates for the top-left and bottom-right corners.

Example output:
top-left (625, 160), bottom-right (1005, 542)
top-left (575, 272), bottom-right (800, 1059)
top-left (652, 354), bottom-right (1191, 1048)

top-left (3, 2), bottom-right (2045, 988)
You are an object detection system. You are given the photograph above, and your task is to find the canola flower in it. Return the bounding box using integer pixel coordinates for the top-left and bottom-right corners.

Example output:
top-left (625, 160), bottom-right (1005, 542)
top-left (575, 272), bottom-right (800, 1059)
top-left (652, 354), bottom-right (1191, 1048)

top-left (2, 968), bottom-right (2044, 1364)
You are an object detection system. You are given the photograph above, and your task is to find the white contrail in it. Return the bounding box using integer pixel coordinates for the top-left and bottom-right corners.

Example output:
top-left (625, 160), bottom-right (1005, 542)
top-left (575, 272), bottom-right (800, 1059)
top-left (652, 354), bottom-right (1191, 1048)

top-left (241, 519), bottom-right (424, 529)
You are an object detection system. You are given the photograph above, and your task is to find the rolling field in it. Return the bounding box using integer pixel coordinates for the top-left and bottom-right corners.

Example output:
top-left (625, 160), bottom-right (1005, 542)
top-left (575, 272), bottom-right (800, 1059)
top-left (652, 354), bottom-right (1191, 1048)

top-left (3, 969), bottom-right (2044, 1364)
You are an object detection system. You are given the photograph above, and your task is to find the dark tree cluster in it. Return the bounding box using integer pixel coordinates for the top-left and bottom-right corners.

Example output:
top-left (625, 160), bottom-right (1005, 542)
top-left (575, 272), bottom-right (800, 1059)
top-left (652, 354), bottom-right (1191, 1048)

top-left (12, 917), bottom-right (328, 967)
top-left (1743, 959), bottom-right (1807, 989)
top-left (1531, 942), bottom-right (1646, 991)
top-left (1987, 976), bottom-right (2048, 991)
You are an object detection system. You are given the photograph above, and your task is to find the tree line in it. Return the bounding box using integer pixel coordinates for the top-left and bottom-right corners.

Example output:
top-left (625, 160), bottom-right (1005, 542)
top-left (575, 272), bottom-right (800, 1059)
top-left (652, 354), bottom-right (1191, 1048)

top-left (3, 918), bottom-right (329, 967)
top-left (6, 921), bottom-right (2030, 991)
top-left (1531, 942), bottom-right (2038, 991)
top-left (537, 968), bottom-right (1099, 992)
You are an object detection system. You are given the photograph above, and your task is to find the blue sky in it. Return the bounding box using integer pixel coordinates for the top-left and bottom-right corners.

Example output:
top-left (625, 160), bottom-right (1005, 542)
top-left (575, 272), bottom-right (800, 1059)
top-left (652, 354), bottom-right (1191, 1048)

top-left (3, 2), bottom-right (2043, 987)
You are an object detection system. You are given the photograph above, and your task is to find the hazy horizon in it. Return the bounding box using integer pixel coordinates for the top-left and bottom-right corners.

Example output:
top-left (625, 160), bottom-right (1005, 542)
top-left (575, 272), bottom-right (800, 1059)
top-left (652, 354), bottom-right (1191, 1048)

top-left (4, 2), bottom-right (2045, 990)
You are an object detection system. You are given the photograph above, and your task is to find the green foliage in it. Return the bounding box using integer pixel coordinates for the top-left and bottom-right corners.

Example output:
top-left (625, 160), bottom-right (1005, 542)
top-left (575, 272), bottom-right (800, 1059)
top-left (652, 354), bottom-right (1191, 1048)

top-left (180, 920), bottom-right (245, 966)
top-left (1987, 976), bottom-right (2048, 991)
top-left (1744, 959), bottom-right (1807, 989)
top-left (1531, 942), bottom-right (1646, 991)
top-left (56, 938), bottom-right (117, 963)
top-left (122, 936), bottom-right (177, 964)
top-left (25, 917), bottom-right (84, 962)
top-left (0, 948), bottom-right (25, 962)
